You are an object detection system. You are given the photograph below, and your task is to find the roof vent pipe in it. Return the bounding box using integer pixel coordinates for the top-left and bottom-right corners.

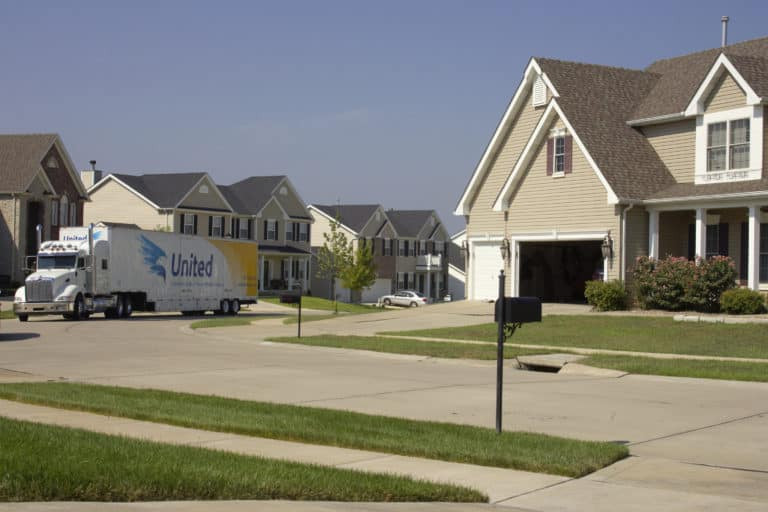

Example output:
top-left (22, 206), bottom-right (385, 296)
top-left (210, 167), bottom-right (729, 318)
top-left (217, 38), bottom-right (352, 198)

top-left (721, 16), bottom-right (729, 47)
top-left (90, 160), bottom-right (97, 171)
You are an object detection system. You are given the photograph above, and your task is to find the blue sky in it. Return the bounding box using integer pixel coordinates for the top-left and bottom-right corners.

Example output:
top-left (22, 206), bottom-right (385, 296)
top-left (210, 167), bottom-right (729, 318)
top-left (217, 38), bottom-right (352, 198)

top-left (2, 1), bottom-right (767, 233)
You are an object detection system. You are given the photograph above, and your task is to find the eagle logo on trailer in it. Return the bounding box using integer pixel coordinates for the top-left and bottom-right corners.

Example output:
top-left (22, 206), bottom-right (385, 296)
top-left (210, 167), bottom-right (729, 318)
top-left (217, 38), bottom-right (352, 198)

top-left (139, 235), bottom-right (167, 282)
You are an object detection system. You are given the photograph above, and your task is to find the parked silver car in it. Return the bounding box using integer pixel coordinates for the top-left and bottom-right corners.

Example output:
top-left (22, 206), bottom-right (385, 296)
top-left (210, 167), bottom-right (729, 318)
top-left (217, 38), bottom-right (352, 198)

top-left (379, 290), bottom-right (430, 307)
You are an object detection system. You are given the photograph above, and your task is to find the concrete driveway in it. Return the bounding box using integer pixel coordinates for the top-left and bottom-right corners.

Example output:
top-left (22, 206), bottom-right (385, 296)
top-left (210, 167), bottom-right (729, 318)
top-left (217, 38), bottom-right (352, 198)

top-left (0, 301), bottom-right (766, 510)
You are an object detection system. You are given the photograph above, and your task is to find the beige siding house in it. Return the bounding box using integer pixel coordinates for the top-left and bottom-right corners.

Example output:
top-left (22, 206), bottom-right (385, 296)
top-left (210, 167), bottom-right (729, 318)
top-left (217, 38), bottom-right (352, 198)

top-left (457, 38), bottom-right (768, 301)
top-left (85, 173), bottom-right (313, 293)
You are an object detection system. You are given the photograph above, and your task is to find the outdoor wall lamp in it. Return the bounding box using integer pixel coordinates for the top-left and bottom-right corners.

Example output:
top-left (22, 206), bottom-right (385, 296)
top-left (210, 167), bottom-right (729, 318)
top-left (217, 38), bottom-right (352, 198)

top-left (500, 238), bottom-right (511, 262)
top-left (601, 232), bottom-right (613, 260)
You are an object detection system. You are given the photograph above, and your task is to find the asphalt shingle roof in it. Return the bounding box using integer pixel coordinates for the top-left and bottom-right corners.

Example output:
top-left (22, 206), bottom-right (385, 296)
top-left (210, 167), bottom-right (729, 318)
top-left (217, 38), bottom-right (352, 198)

top-left (385, 210), bottom-right (435, 238)
top-left (109, 172), bottom-right (207, 208)
top-left (223, 176), bottom-right (285, 215)
top-left (312, 204), bottom-right (381, 233)
top-left (0, 133), bottom-right (58, 192)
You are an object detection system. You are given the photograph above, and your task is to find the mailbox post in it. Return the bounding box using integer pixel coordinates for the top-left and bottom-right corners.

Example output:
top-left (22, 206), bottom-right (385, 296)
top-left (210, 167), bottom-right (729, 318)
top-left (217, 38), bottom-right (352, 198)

top-left (494, 271), bottom-right (542, 433)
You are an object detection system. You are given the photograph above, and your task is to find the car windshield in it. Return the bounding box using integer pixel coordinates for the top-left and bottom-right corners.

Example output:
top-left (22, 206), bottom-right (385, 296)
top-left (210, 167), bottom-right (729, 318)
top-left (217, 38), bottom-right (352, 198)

top-left (36, 255), bottom-right (77, 270)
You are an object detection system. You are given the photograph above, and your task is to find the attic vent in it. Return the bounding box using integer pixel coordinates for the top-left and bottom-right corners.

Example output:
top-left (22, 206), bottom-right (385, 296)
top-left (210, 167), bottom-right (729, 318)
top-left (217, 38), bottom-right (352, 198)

top-left (199, 185), bottom-right (209, 194)
top-left (280, 186), bottom-right (288, 196)
top-left (47, 156), bottom-right (59, 168)
top-left (532, 76), bottom-right (547, 107)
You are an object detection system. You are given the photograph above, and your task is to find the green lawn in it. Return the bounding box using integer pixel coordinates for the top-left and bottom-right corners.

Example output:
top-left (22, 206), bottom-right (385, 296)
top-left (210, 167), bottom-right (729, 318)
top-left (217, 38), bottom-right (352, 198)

top-left (580, 354), bottom-right (768, 382)
top-left (268, 335), bottom-right (558, 360)
top-left (283, 313), bottom-right (340, 324)
top-left (0, 310), bottom-right (15, 320)
top-left (383, 316), bottom-right (768, 359)
top-left (263, 296), bottom-right (382, 314)
top-left (0, 416), bottom-right (481, 503)
top-left (0, 382), bottom-right (627, 478)
top-left (189, 317), bottom-right (255, 329)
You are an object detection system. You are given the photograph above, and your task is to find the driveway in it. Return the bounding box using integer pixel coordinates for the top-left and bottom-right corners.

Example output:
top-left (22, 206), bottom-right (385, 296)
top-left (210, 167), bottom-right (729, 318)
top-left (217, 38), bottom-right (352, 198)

top-left (0, 301), bottom-right (766, 510)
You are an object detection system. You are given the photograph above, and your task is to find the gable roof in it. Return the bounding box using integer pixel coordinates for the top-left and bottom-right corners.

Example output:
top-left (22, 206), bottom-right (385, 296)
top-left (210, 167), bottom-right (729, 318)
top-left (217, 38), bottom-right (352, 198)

top-left (103, 172), bottom-right (208, 209)
top-left (631, 36), bottom-right (768, 122)
top-left (222, 175), bottom-right (287, 216)
top-left (311, 204), bottom-right (381, 234)
top-left (385, 210), bottom-right (436, 238)
top-left (0, 133), bottom-right (87, 197)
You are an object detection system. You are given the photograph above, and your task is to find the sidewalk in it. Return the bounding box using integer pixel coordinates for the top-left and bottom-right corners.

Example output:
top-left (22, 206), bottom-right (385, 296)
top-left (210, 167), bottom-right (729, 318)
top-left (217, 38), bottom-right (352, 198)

top-left (0, 398), bottom-right (568, 506)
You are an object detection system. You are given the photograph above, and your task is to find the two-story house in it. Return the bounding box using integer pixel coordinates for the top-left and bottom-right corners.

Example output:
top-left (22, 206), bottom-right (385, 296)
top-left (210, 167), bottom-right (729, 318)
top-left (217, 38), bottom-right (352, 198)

top-left (0, 134), bottom-right (89, 285)
top-left (308, 204), bottom-right (449, 302)
top-left (456, 36), bottom-right (768, 301)
top-left (84, 172), bottom-right (313, 293)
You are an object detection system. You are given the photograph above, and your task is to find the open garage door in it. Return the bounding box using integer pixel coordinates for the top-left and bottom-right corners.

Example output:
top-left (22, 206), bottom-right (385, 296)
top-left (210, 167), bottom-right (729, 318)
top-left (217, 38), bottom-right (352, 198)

top-left (518, 241), bottom-right (603, 303)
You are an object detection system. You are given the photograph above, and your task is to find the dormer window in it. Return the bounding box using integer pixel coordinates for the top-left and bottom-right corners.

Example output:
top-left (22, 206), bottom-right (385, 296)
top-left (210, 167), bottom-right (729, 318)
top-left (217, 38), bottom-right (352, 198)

top-left (695, 106), bottom-right (762, 184)
top-left (707, 118), bottom-right (749, 172)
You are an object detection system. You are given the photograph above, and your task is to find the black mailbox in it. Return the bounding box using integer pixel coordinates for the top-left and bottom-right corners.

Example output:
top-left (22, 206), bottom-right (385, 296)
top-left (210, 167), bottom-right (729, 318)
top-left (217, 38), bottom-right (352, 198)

top-left (279, 293), bottom-right (301, 304)
top-left (495, 296), bottom-right (542, 324)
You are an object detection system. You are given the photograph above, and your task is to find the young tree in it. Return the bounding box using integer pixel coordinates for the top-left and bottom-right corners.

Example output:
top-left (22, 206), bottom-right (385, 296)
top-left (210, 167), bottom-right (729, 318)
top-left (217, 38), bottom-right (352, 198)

top-left (315, 218), bottom-right (353, 313)
top-left (341, 242), bottom-right (378, 303)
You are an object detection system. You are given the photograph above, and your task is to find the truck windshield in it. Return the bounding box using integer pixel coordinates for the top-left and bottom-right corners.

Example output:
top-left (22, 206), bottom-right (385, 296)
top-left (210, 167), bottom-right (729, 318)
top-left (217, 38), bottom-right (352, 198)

top-left (37, 255), bottom-right (77, 270)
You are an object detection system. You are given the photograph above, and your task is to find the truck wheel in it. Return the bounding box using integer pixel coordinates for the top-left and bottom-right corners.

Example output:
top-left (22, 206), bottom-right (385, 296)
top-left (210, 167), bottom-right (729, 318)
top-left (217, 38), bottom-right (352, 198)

top-left (72, 295), bottom-right (85, 321)
top-left (229, 299), bottom-right (240, 315)
top-left (218, 299), bottom-right (231, 315)
top-left (114, 295), bottom-right (125, 318)
top-left (121, 295), bottom-right (133, 318)
top-left (18, 314), bottom-right (28, 322)
top-left (104, 308), bottom-right (117, 319)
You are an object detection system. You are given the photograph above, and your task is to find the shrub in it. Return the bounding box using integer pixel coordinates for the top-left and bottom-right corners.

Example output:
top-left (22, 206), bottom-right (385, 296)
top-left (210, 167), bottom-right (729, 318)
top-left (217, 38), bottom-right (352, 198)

top-left (584, 280), bottom-right (627, 311)
top-left (632, 255), bottom-right (737, 312)
top-left (720, 288), bottom-right (767, 315)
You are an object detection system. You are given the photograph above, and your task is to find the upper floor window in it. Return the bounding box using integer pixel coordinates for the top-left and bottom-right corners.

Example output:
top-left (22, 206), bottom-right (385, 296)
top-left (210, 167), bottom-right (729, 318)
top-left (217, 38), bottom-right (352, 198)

top-left (383, 238), bottom-right (393, 256)
top-left (417, 240), bottom-right (427, 255)
top-left (59, 196), bottom-right (69, 226)
top-left (183, 214), bottom-right (196, 235)
top-left (547, 130), bottom-right (571, 176)
top-left (434, 241), bottom-right (444, 255)
top-left (285, 221), bottom-right (294, 241)
top-left (299, 223), bottom-right (309, 242)
top-left (239, 219), bottom-right (249, 239)
top-left (265, 219), bottom-right (278, 241)
top-left (553, 136), bottom-right (566, 174)
top-left (707, 118), bottom-right (750, 172)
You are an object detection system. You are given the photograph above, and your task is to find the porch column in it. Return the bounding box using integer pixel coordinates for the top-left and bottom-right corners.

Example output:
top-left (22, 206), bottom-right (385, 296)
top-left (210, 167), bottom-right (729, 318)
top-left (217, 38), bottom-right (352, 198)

top-left (747, 205), bottom-right (761, 290)
top-left (287, 256), bottom-right (293, 289)
top-left (695, 208), bottom-right (707, 259)
top-left (258, 256), bottom-right (264, 292)
top-left (648, 210), bottom-right (660, 259)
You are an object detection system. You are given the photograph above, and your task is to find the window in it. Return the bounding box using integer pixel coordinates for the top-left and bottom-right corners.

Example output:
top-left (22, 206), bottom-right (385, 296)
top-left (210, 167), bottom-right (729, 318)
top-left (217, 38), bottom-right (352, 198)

top-left (397, 272), bottom-right (405, 289)
top-left (239, 219), bottom-right (249, 239)
top-left (51, 200), bottom-right (58, 226)
top-left (211, 216), bottom-right (223, 237)
top-left (705, 224), bottom-right (719, 259)
top-left (265, 220), bottom-right (278, 240)
top-left (299, 223), bottom-right (309, 242)
top-left (399, 240), bottom-right (409, 256)
top-left (60, 196), bottom-right (69, 226)
top-left (417, 240), bottom-right (427, 255)
top-left (285, 221), bottom-right (293, 241)
top-left (383, 238), bottom-right (392, 256)
top-left (760, 223), bottom-right (768, 282)
top-left (553, 136), bottom-right (565, 174)
top-left (434, 241), bottom-right (444, 255)
top-left (183, 214), bottom-right (195, 235)
top-left (70, 204), bottom-right (77, 226)
top-left (707, 118), bottom-right (750, 172)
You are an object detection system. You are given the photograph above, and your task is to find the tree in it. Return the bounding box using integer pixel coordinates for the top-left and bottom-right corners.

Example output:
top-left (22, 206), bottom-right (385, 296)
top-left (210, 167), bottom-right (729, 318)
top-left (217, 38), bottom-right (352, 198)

top-left (315, 218), bottom-right (353, 313)
top-left (340, 242), bottom-right (377, 303)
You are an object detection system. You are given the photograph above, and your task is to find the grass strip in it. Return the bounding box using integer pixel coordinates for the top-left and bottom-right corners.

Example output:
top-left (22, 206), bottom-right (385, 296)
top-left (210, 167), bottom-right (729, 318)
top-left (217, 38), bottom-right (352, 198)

top-left (189, 317), bottom-right (254, 329)
top-left (0, 310), bottom-right (15, 319)
top-left (383, 315), bottom-right (768, 359)
top-left (581, 354), bottom-right (768, 382)
top-left (0, 382), bottom-right (626, 478)
top-left (268, 334), bottom-right (558, 360)
top-left (0, 416), bottom-right (482, 502)
top-left (262, 296), bottom-right (382, 314)
top-left (283, 313), bottom-right (341, 324)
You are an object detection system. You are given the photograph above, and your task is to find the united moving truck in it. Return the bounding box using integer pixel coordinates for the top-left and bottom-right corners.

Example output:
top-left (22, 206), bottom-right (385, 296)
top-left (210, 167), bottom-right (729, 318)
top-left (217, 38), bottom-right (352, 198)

top-left (14, 223), bottom-right (259, 321)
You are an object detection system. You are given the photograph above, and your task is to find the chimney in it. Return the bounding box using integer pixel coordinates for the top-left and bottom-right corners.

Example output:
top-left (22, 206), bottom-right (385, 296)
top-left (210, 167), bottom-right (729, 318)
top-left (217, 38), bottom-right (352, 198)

top-left (80, 160), bottom-right (103, 189)
top-left (721, 16), bottom-right (729, 47)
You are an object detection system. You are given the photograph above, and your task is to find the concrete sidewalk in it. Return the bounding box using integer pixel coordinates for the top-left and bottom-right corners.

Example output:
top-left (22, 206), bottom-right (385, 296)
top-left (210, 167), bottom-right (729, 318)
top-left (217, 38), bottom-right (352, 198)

top-left (0, 398), bottom-right (568, 506)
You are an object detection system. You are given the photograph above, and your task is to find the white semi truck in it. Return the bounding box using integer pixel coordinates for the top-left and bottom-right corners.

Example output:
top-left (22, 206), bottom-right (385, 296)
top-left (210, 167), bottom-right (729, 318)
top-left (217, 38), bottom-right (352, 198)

top-left (14, 223), bottom-right (259, 321)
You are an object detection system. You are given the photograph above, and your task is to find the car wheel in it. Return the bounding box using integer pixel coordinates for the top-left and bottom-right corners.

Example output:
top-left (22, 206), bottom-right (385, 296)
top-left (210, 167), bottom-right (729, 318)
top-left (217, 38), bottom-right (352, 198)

top-left (18, 314), bottom-right (28, 322)
top-left (383, 298), bottom-right (391, 306)
top-left (409, 301), bottom-right (418, 307)
top-left (230, 299), bottom-right (240, 315)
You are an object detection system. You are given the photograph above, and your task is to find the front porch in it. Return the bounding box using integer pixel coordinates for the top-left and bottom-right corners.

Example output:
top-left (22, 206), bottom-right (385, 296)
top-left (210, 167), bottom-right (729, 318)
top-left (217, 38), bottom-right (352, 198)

top-left (258, 246), bottom-right (311, 294)
top-left (648, 204), bottom-right (768, 290)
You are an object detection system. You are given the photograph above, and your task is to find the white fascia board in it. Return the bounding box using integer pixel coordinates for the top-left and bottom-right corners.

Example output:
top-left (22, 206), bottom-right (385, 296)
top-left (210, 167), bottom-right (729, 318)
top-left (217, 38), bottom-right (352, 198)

top-left (175, 174), bottom-right (235, 213)
top-left (454, 58), bottom-right (556, 216)
top-left (91, 174), bottom-right (163, 210)
top-left (307, 205), bottom-right (359, 235)
top-left (684, 54), bottom-right (762, 117)
top-left (626, 112), bottom-right (686, 126)
top-left (492, 100), bottom-right (619, 211)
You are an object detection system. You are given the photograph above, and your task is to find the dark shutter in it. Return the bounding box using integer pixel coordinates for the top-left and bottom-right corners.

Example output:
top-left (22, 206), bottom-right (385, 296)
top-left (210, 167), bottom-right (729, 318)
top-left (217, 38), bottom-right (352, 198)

top-left (293, 222), bottom-right (299, 241)
top-left (546, 138), bottom-right (554, 176)
top-left (718, 223), bottom-right (729, 256)
top-left (235, 218), bottom-right (241, 238)
top-left (275, 221), bottom-right (279, 240)
top-left (564, 135), bottom-right (573, 174)
top-left (740, 222), bottom-right (748, 280)
top-left (179, 215), bottom-right (184, 233)
top-left (193, 215), bottom-right (198, 235)
top-left (247, 219), bottom-right (252, 239)
top-left (404, 240), bottom-right (409, 256)
top-left (687, 223), bottom-right (695, 260)
top-left (208, 217), bottom-right (213, 237)
top-left (306, 223), bottom-right (310, 242)
top-left (263, 220), bottom-right (268, 240)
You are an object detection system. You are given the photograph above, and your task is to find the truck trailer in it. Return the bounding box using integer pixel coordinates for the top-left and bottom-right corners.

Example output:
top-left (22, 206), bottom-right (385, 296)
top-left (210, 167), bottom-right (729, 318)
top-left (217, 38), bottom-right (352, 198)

top-left (14, 223), bottom-right (259, 321)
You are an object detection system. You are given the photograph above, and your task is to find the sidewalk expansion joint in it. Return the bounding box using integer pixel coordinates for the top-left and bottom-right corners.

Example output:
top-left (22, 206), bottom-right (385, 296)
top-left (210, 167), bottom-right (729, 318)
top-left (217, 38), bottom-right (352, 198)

top-left (629, 410), bottom-right (768, 447)
top-left (492, 476), bottom-right (575, 505)
top-left (684, 461), bottom-right (768, 475)
top-left (335, 454), bottom-right (398, 468)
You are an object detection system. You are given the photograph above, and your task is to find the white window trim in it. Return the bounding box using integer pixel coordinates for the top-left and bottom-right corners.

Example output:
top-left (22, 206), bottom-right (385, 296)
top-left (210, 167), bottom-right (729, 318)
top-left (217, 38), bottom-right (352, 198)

top-left (267, 219), bottom-right (278, 241)
top-left (285, 221), bottom-right (293, 241)
top-left (211, 216), bottom-right (223, 237)
top-left (239, 219), bottom-right (249, 239)
top-left (298, 223), bottom-right (309, 242)
top-left (183, 214), bottom-right (195, 234)
top-left (695, 105), bottom-right (763, 184)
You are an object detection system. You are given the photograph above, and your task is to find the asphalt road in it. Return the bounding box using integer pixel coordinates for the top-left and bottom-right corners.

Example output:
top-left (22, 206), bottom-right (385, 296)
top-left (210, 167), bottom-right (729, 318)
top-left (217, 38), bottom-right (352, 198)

top-left (0, 301), bottom-right (766, 511)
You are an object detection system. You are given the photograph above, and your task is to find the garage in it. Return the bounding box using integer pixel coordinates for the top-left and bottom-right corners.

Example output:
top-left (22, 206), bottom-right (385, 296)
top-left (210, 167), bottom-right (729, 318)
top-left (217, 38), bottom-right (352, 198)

top-left (518, 241), bottom-right (603, 303)
top-left (361, 278), bottom-right (393, 303)
top-left (470, 242), bottom-right (503, 300)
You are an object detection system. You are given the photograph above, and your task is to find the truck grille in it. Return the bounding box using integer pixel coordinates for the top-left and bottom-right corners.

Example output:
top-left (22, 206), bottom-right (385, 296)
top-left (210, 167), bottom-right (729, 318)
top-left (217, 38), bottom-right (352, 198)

top-left (26, 279), bottom-right (53, 302)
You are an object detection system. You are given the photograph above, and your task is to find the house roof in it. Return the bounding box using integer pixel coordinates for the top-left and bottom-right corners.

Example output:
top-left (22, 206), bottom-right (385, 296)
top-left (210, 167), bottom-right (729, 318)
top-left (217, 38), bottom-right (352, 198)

top-left (311, 204), bottom-right (381, 233)
top-left (108, 172), bottom-right (208, 208)
top-left (646, 177), bottom-right (768, 202)
top-left (385, 210), bottom-right (436, 238)
top-left (536, 59), bottom-right (677, 200)
top-left (223, 175), bottom-right (286, 215)
top-left (631, 36), bottom-right (768, 121)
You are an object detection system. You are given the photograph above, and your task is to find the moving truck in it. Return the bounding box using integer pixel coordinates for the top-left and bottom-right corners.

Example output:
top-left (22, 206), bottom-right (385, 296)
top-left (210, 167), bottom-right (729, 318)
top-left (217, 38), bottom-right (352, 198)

top-left (14, 223), bottom-right (259, 321)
